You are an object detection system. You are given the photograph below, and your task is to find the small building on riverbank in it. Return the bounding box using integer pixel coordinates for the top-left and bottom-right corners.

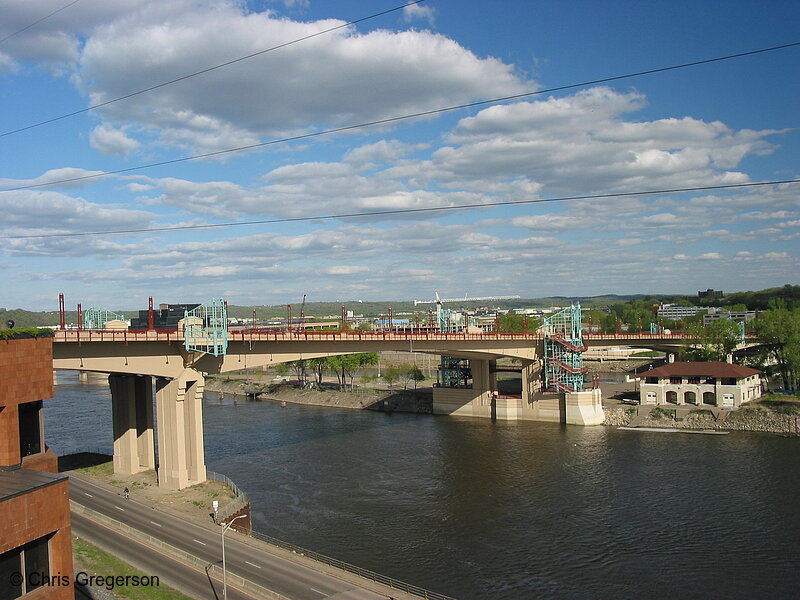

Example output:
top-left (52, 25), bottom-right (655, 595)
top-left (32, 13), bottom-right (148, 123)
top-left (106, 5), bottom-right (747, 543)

top-left (637, 362), bottom-right (762, 408)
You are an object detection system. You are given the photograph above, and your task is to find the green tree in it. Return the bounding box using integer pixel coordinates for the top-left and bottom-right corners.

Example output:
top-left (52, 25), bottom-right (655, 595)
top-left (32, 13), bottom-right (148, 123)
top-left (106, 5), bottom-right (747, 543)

top-left (685, 319), bottom-right (741, 362)
top-left (498, 313), bottom-right (541, 333)
top-left (753, 306), bottom-right (800, 390)
top-left (381, 365), bottom-right (400, 389)
top-left (286, 360), bottom-right (307, 383)
top-left (307, 357), bottom-right (327, 386)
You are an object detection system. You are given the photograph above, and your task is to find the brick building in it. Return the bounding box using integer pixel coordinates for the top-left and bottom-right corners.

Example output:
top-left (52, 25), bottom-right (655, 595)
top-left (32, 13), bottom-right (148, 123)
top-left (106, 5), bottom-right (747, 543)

top-left (0, 335), bottom-right (73, 599)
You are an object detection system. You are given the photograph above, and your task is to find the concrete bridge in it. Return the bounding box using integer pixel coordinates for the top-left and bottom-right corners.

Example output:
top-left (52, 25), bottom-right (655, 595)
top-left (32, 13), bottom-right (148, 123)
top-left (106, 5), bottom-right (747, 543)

top-left (51, 324), bottom-right (755, 490)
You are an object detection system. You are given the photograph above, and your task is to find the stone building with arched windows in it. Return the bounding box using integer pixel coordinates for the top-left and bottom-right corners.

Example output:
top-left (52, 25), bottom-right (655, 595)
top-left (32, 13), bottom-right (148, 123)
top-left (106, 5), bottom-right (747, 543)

top-left (637, 362), bottom-right (763, 408)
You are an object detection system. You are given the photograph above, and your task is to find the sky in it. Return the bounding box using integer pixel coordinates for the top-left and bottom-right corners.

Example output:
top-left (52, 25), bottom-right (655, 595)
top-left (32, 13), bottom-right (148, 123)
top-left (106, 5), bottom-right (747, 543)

top-left (0, 0), bottom-right (798, 311)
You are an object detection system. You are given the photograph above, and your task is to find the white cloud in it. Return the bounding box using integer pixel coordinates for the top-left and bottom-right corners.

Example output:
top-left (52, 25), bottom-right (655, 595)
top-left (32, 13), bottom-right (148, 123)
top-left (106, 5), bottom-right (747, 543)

top-left (89, 124), bottom-right (140, 156)
top-left (403, 4), bottom-right (436, 26)
top-left (72, 2), bottom-right (528, 153)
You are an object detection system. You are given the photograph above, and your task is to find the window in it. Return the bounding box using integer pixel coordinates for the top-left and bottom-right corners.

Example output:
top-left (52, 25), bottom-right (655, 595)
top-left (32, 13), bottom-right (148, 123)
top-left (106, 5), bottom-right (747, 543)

top-left (0, 548), bottom-right (21, 600)
top-left (0, 535), bottom-right (50, 600)
top-left (645, 377), bottom-right (658, 384)
top-left (688, 377), bottom-right (701, 384)
top-left (18, 401), bottom-right (42, 458)
top-left (705, 377), bottom-right (717, 385)
top-left (669, 376), bottom-right (682, 384)
top-left (721, 378), bottom-right (736, 386)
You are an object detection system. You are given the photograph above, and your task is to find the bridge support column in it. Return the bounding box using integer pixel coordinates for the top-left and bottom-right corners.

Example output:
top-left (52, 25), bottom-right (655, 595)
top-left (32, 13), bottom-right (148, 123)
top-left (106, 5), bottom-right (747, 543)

top-left (564, 388), bottom-right (605, 425)
top-left (109, 374), bottom-right (155, 476)
top-left (155, 369), bottom-right (206, 491)
top-left (520, 360), bottom-right (541, 403)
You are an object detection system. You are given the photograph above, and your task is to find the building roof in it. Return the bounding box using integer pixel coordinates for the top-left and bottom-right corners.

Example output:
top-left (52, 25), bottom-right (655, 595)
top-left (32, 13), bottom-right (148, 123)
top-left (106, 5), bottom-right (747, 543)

top-left (0, 467), bottom-right (67, 502)
top-left (638, 361), bottom-right (760, 379)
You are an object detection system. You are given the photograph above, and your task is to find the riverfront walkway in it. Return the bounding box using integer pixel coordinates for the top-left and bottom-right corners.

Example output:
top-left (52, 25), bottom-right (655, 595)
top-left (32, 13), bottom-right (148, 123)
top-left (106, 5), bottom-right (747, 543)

top-left (69, 472), bottom-right (439, 600)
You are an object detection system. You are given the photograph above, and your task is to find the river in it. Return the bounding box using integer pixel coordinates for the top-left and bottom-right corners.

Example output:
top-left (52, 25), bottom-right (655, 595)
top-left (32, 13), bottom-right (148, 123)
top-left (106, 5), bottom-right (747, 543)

top-left (46, 371), bottom-right (800, 599)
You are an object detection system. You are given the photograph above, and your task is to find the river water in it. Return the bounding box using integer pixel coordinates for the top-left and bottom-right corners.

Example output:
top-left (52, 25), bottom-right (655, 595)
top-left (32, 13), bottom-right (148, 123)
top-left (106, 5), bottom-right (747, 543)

top-left (46, 371), bottom-right (800, 599)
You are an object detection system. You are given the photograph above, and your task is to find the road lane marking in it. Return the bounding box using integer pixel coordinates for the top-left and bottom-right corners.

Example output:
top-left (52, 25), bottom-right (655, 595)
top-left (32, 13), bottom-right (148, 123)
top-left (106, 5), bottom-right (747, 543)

top-left (310, 588), bottom-right (327, 596)
top-left (84, 493), bottom-right (93, 498)
top-left (192, 539), bottom-right (207, 546)
top-left (114, 506), bottom-right (125, 512)
top-left (150, 521), bottom-right (163, 527)
top-left (245, 561), bottom-right (261, 569)
top-left (71, 516), bottom-right (255, 598)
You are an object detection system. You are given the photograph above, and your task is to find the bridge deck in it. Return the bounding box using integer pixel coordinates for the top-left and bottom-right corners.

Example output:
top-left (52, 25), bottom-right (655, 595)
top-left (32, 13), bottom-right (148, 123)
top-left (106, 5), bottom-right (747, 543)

top-left (52, 329), bottom-right (706, 344)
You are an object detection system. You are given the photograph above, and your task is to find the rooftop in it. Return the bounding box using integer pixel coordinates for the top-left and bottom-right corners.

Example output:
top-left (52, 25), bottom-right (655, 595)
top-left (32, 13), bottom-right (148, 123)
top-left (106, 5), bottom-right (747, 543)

top-left (638, 361), bottom-right (760, 379)
top-left (0, 467), bottom-right (67, 502)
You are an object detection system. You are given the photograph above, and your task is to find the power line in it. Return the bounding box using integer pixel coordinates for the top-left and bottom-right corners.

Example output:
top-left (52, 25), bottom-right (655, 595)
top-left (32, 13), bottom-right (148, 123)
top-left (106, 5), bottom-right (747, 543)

top-left (0, 0), bottom-right (82, 45)
top-left (0, 0), bottom-right (427, 138)
top-left (2, 178), bottom-right (797, 240)
top-left (1, 40), bottom-right (797, 193)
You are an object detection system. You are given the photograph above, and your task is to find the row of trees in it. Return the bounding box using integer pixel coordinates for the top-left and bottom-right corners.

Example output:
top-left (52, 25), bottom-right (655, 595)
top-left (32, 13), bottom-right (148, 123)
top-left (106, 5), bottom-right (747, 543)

top-left (274, 354), bottom-right (427, 391)
top-left (275, 353), bottom-right (379, 390)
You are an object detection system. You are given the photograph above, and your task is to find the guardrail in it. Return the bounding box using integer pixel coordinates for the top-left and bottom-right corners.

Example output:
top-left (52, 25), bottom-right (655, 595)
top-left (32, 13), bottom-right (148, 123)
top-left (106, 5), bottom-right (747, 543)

top-left (55, 328), bottom-right (757, 344)
top-left (207, 470), bottom-right (249, 522)
top-left (247, 528), bottom-right (455, 600)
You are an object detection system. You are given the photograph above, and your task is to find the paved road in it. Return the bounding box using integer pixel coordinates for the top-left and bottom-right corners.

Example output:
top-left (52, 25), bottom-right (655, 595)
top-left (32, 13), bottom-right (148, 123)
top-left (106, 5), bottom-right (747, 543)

top-left (72, 511), bottom-right (253, 600)
top-left (69, 473), bottom-right (408, 600)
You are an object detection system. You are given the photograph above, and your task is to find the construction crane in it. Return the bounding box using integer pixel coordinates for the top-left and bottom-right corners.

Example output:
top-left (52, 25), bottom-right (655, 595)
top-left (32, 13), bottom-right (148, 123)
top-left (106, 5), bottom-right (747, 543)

top-left (414, 292), bottom-right (521, 332)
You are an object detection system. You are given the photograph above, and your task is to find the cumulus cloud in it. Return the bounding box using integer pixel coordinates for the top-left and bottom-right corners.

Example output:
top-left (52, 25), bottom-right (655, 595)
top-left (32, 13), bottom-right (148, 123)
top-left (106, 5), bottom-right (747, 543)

top-left (89, 124), bottom-right (140, 156)
top-left (69, 1), bottom-right (528, 153)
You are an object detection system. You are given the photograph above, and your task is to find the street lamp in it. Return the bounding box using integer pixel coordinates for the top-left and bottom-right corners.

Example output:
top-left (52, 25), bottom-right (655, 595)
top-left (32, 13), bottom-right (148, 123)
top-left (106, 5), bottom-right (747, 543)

top-left (221, 513), bottom-right (248, 600)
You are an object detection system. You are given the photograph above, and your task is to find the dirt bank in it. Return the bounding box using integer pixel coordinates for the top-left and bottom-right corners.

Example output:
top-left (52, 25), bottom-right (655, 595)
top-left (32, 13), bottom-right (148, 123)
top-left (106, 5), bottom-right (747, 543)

top-left (205, 378), bottom-right (433, 413)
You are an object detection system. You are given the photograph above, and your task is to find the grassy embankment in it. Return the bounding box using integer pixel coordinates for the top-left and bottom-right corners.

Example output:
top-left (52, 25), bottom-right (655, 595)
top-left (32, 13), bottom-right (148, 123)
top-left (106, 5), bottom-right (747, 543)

top-left (73, 537), bottom-right (191, 600)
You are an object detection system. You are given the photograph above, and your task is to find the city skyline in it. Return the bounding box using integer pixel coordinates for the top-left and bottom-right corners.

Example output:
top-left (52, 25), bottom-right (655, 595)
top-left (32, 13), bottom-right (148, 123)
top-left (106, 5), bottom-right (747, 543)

top-left (1, 0), bottom-right (798, 311)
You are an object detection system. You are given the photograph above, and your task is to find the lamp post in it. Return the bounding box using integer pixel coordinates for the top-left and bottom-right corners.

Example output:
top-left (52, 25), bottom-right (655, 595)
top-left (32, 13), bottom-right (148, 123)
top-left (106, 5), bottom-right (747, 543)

top-left (221, 514), bottom-right (248, 600)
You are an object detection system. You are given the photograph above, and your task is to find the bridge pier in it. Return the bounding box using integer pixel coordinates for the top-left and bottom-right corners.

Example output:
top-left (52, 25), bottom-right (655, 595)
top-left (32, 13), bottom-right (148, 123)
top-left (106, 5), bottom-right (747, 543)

top-left (109, 374), bottom-right (155, 475)
top-left (155, 369), bottom-right (207, 491)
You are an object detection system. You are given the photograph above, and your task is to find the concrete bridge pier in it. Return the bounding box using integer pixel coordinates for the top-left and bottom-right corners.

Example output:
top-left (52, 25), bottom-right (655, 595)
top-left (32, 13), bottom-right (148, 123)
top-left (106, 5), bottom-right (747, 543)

top-left (155, 369), bottom-right (207, 491)
top-left (109, 374), bottom-right (155, 476)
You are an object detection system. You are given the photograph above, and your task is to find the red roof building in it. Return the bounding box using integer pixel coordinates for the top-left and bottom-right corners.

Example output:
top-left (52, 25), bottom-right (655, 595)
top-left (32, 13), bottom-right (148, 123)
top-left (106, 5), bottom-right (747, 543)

top-left (638, 361), bottom-right (762, 408)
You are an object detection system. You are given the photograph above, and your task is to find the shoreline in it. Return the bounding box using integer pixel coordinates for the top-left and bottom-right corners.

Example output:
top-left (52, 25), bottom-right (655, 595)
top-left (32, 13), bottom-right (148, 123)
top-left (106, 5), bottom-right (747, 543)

top-left (205, 375), bottom-right (799, 436)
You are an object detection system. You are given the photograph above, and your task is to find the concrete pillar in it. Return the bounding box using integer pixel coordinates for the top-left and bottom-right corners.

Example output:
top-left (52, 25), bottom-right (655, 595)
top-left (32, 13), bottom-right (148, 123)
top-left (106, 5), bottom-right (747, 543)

top-left (156, 369), bottom-right (206, 491)
top-left (520, 360), bottom-right (540, 404)
top-left (135, 376), bottom-right (155, 470)
top-left (564, 388), bottom-right (605, 425)
top-left (110, 374), bottom-right (155, 476)
top-left (469, 359), bottom-right (492, 405)
top-left (488, 359), bottom-right (498, 395)
top-left (79, 371), bottom-right (89, 383)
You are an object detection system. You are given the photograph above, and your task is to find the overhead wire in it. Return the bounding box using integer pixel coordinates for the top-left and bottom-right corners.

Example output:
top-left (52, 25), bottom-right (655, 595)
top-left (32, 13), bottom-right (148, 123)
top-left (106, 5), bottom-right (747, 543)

top-left (1, 178), bottom-right (797, 240)
top-left (1, 40), bottom-right (798, 193)
top-left (0, 0), bottom-right (428, 138)
top-left (0, 0), bottom-right (82, 46)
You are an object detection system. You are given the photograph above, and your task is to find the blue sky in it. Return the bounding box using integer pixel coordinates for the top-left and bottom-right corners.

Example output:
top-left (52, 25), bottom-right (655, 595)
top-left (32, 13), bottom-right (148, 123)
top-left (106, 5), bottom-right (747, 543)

top-left (0, 0), bottom-right (798, 311)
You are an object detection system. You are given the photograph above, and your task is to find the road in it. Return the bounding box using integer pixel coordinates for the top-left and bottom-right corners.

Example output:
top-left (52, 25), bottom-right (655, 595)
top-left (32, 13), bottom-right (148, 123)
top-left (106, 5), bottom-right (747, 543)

top-left (69, 473), bottom-right (411, 600)
top-left (72, 511), bottom-right (253, 600)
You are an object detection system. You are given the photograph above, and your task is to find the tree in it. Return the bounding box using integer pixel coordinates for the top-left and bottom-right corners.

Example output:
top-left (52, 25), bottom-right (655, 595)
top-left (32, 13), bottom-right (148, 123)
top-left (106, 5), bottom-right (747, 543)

top-left (307, 357), bottom-right (327, 386)
top-left (286, 360), bottom-right (307, 384)
top-left (409, 365), bottom-right (425, 389)
top-left (753, 306), bottom-right (800, 390)
top-left (498, 313), bottom-right (540, 333)
top-left (685, 319), bottom-right (741, 362)
top-left (381, 365), bottom-right (400, 389)
top-left (326, 352), bottom-right (379, 390)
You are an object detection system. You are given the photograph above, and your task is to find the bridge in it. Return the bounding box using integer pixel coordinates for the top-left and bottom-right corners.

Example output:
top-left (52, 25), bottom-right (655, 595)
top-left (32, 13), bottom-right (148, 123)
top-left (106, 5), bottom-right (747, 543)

top-left (50, 298), bottom-right (756, 490)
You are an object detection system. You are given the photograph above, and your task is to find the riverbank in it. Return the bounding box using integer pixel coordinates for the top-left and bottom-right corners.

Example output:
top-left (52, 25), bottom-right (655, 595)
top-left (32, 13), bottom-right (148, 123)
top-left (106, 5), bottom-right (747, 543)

top-left (604, 395), bottom-right (800, 435)
top-left (60, 453), bottom-right (240, 525)
top-left (205, 378), bottom-right (434, 413)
